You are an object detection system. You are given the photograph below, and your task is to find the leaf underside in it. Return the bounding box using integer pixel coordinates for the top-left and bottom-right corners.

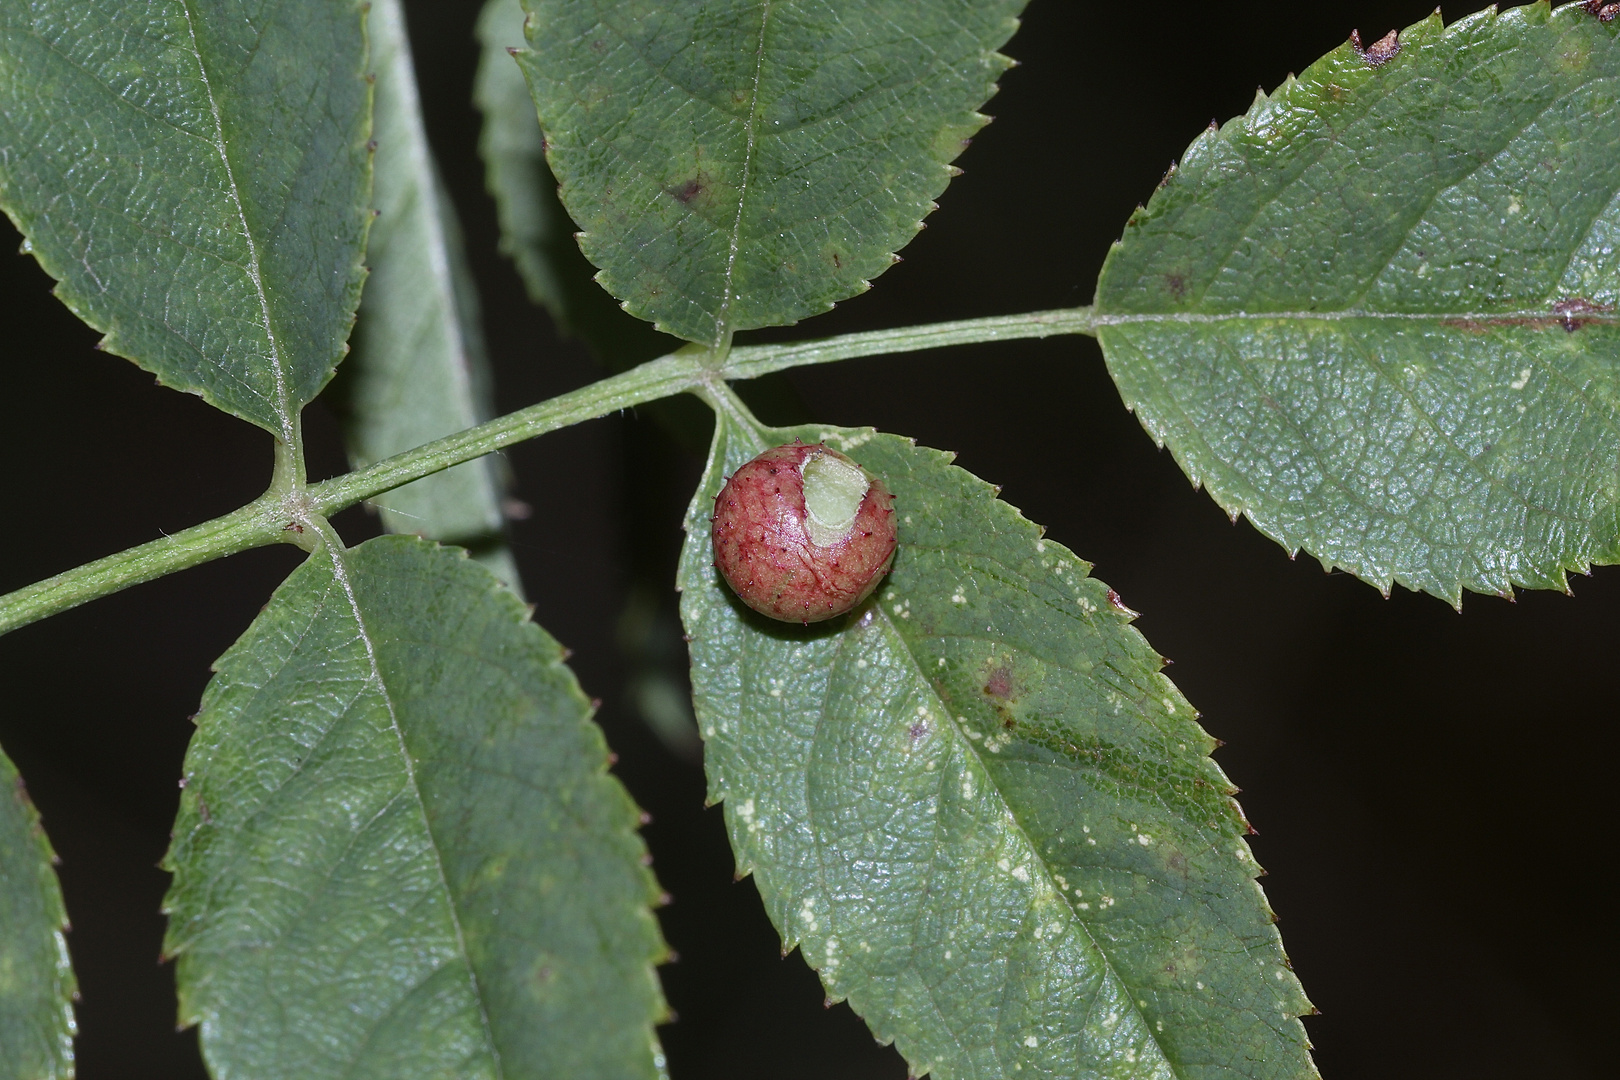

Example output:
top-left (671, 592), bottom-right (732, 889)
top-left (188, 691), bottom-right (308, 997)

top-left (0, 749), bottom-right (74, 1080)
top-left (1096, 2), bottom-right (1620, 605)
top-left (163, 536), bottom-right (668, 1080)
top-left (0, 0), bottom-right (372, 438)
top-left (350, 0), bottom-right (519, 590)
top-left (515, 0), bottom-right (1025, 347)
top-left (679, 411), bottom-right (1317, 1080)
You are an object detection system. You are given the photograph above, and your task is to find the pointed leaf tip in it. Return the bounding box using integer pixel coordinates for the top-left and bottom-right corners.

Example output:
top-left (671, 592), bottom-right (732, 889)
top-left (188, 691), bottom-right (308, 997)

top-left (682, 414), bottom-right (1317, 1080)
top-left (514, 0), bottom-right (1028, 345)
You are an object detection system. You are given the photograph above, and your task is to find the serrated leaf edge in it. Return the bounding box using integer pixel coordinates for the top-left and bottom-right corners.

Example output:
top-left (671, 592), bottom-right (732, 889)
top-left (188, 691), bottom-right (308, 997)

top-left (1095, 0), bottom-right (1620, 605)
top-left (682, 405), bottom-right (1315, 1080)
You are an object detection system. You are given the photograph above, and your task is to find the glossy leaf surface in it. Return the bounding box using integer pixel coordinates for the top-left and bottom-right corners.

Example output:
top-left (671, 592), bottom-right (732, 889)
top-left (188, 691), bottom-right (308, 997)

top-left (515, 0), bottom-right (1024, 346)
top-left (351, 0), bottom-right (519, 590)
top-left (679, 403), bottom-right (1317, 1080)
top-left (1097, 3), bottom-right (1620, 603)
top-left (163, 536), bottom-right (667, 1079)
top-left (0, 750), bottom-right (74, 1080)
top-left (0, 0), bottom-right (372, 438)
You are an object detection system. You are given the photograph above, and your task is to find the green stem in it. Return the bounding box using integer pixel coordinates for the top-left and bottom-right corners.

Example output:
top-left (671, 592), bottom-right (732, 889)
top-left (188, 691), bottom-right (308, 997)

top-left (0, 306), bottom-right (1096, 636)
top-left (0, 495), bottom-right (292, 637)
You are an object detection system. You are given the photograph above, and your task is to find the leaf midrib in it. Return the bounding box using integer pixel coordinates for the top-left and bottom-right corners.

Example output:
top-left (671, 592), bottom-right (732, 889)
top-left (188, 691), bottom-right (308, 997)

top-left (178, 0), bottom-right (295, 443)
top-left (874, 601), bottom-right (1185, 1078)
top-left (716, 416), bottom-right (1190, 1078)
top-left (1092, 309), bottom-right (1620, 325)
top-left (715, 0), bottom-right (772, 347)
top-left (321, 536), bottom-right (504, 1079)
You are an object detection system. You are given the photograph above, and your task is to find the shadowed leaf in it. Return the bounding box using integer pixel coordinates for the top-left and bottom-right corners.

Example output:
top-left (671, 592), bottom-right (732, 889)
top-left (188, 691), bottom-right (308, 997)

top-left (474, 0), bottom-right (676, 365)
top-left (350, 0), bottom-right (519, 590)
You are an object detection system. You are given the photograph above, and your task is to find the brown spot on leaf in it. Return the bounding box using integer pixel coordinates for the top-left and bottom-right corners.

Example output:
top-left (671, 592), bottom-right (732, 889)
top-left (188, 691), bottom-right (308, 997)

top-left (669, 177), bottom-right (706, 204)
top-left (1164, 273), bottom-right (1188, 300)
top-left (984, 665), bottom-right (1014, 700)
top-left (1554, 296), bottom-right (1614, 332)
top-left (1351, 29), bottom-right (1402, 67)
top-left (1442, 299), bottom-right (1614, 335)
top-left (1584, 0), bottom-right (1620, 21)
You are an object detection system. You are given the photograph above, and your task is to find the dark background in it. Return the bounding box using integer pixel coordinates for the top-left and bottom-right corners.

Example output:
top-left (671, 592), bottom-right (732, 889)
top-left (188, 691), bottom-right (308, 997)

top-left (3, 1), bottom-right (1615, 1077)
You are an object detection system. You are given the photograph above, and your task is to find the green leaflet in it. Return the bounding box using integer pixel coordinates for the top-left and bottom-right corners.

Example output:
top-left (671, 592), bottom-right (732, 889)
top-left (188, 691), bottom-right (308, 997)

top-left (162, 535), bottom-right (668, 1080)
top-left (0, 0), bottom-right (372, 440)
top-left (350, 0), bottom-right (519, 591)
top-left (0, 749), bottom-right (74, 1080)
top-left (474, 0), bottom-right (674, 364)
top-left (679, 398), bottom-right (1316, 1080)
top-left (1095, 2), bottom-right (1620, 604)
top-left (515, 0), bottom-right (1024, 347)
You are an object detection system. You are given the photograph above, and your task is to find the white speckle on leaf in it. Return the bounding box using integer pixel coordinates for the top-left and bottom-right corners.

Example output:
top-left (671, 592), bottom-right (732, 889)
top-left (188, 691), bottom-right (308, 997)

top-left (1511, 368), bottom-right (1531, 390)
top-left (856, 658), bottom-right (868, 669)
top-left (1024, 1036), bottom-right (1039, 1048)
top-left (1137, 834), bottom-right (1152, 846)
top-left (1011, 864), bottom-right (1031, 882)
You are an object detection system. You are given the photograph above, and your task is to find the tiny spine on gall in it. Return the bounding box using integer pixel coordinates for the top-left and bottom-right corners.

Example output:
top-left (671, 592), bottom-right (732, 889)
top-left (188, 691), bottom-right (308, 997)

top-left (711, 442), bottom-right (898, 624)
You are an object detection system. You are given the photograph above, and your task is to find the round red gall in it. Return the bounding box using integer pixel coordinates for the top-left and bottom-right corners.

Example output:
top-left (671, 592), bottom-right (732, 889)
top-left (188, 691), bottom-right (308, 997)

top-left (711, 442), bottom-right (897, 623)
